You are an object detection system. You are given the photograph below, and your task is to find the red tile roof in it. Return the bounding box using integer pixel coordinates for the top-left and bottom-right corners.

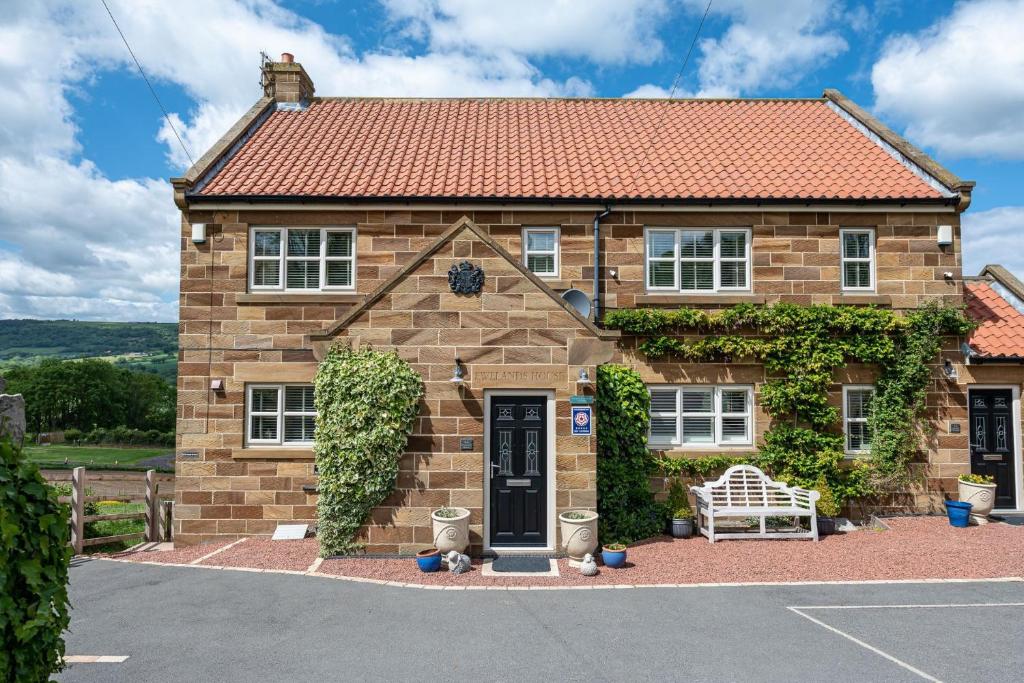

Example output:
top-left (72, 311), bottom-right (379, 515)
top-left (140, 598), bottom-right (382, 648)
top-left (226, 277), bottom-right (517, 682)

top-left (965, 281), bottom-right (1024, 359)
top-left (194, 98), bottom-right (949, 202)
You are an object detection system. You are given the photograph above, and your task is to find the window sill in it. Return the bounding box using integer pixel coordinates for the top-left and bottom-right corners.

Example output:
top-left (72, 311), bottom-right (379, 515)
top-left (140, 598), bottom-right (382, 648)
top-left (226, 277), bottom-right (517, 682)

top-left (835, 294), bottom-right (891, 305)
top-left (237, 292), bottom-right (364, 305)
top-left (649, 446), bottom-right (757, 454)
top-left (636, 294), bottom-right (766, 306)
top-left (234, 448), bottom-right (315, 460)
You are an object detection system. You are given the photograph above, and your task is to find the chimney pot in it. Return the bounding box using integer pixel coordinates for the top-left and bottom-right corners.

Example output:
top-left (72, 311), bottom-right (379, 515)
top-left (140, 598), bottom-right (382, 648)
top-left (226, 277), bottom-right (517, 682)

top-left (261, 54), bottom-right (314, 104)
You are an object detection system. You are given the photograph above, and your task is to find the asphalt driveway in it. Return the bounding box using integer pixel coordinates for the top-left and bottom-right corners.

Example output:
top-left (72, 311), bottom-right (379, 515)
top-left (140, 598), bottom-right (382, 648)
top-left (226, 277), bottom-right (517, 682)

top-left (59, 559), bottom-right (1024, 682)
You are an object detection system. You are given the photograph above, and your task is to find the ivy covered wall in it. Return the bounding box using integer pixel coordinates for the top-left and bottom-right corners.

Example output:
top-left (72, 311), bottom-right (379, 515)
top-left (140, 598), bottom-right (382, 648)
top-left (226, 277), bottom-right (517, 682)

top-left (602, 302), bottom-right (974, 511)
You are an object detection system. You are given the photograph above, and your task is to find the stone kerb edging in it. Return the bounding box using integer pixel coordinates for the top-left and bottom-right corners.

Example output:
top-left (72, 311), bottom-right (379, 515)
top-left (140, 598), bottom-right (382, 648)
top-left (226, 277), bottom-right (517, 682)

top-left (91, 556), bottom-right (1024, 591)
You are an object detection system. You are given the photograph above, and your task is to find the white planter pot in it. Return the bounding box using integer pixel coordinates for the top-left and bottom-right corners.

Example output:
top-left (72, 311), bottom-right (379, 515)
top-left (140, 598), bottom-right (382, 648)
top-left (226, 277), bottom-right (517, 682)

top-left (559, 510), bottom-right (599, 565)
top-left (958, 480), bottom-right (998, 519)
top-left (431, 507), bottom-right (470, 554)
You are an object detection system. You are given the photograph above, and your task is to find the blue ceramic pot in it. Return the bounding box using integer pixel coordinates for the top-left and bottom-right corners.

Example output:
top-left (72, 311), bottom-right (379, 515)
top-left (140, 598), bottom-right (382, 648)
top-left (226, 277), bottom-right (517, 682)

top-left (945, 500), bottom-right (972, 528)
top-left (601, 546), bottom-right (627, 568)
top-left (416, 548), bottom-right (442, 572)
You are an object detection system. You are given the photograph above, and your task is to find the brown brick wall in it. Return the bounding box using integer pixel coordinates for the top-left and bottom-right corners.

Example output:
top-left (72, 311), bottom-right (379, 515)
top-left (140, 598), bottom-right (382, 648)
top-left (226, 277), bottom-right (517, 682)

top-left (175, 206), bottom-right (972, 546)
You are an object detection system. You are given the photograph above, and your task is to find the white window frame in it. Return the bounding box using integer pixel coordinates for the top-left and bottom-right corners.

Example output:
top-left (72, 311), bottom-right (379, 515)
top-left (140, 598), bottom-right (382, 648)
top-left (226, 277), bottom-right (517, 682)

top-left (644, 228), bottom-right (752, 293)
top-left (522, 227), bottom-right (560, 278)
top-left (246, 383), bottom-right (317, 447)
top-left (646, 385), bottom-right (754, 448)
top-left (840, 228), bottom-right (876, 292)
top-left (842, 385), bottom-right (875, 456)
top-left (248, 227), bottom-right (357, 292)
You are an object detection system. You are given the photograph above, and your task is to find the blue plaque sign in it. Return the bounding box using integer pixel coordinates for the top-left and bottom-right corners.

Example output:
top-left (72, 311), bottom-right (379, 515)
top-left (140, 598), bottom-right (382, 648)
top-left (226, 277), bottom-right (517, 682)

top-left (571, 406), bottom-right (592, 436)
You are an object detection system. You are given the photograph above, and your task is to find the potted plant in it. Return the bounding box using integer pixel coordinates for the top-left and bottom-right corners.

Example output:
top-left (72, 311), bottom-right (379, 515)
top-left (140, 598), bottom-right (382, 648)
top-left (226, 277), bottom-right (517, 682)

top-left (666, 479), bottom-right (694, 539)
top-left (601, 542), bottom-right (628, 568)
top-left (559, 509), bottom-right (599, 565)
top-left (814, 476), bottom-right (840, 536)
top-left (958, 473), bottom-right (997, 520)
top-left (431, 506), bottom-right (470, 554)
top-left (415, 547), bottom-right (442, 572)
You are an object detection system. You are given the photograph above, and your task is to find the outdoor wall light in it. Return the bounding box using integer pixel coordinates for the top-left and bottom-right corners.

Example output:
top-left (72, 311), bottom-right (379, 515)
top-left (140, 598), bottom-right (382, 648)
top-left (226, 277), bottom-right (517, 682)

top-left (450, 358), bottom-right (466, 390)
top-left (943, 359), bottom-right (959, 381)
top-left (191, 223), bottom-right (207, 244)
top-left (209, 378), bottom-right (224, 392)
top-left (576, 368), bottom-right (592, 387)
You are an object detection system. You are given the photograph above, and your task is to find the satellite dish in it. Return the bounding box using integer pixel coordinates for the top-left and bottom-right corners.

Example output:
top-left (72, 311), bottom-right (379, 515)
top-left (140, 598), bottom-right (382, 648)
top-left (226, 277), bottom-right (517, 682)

top-left (561, 288), bottom-right (592, 319)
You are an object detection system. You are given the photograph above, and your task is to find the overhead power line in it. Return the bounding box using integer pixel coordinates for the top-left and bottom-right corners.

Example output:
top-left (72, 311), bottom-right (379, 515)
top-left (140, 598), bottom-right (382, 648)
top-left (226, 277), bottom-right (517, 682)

top-left (99, 0), bottom-right (196, 166)
top-left (625, 0), bottom-right (713, 197)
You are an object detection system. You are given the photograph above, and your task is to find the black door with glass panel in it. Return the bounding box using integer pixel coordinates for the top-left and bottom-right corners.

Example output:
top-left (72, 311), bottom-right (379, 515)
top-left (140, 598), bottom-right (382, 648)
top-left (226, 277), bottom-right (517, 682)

top-left (969, 389), bottom-right (1016, 509)
top-left (489, 396), bottom-right (547, 547)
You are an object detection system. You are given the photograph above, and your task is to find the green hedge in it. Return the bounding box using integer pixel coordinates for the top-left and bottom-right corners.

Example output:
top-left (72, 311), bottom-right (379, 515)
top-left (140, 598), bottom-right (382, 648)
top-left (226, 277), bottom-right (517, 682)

top-left (314, 345), bottom-right (423, 556)
top-left (596, 364), bottom-right (664, 544)
top-left (0, 436), bottom-right (72, 681)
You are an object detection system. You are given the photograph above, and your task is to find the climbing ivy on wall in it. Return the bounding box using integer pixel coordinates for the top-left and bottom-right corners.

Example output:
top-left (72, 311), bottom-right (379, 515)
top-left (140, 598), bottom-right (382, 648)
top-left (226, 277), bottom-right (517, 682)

top-left (603, 302), bottom-right (973, 505)
top-left (595, 364), bottom-right (665, 543)
top-left (314, 345), bottom-right (423, 556)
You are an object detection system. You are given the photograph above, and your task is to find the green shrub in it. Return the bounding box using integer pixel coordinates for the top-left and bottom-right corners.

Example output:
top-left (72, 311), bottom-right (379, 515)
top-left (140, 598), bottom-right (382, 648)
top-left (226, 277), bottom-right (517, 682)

top-left (666, 479), bottom-right (691, 519)
top-left (314, 345), bottom-right (423, 556)
top-left (596, 364), bottom-right (664, 543)
top-left (61, 429), bottom-right (82, 445)
top-left (0, 435), bottom-right (72, 681)
top-left (959, 473), bottom-right (994, 485)
top-left (813, 475), bottom-right (841, 518)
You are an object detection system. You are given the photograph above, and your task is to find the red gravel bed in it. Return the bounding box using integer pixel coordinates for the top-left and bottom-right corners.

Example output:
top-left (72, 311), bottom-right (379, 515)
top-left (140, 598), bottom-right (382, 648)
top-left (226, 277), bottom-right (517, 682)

top-left (318, 517), bottom-right (1024, 586)
top-left (106, 540), bottom-right (233, 565)
top-left (199, 538), bottom-right (320, 572)
top-left (107, 517), bottom-right (1024, 586)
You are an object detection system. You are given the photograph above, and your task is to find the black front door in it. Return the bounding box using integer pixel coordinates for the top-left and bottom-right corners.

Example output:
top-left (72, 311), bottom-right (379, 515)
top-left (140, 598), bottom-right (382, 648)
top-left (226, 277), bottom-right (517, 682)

top-left (489, 396), bottom-right (547, 547)
top-left (969, 389), bottom-right (1017, 509)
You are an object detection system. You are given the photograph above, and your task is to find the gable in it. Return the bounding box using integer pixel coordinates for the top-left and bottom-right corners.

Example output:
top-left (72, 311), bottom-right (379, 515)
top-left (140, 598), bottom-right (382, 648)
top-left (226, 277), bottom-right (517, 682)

top-left (310, 217), bottom-right (617, 346)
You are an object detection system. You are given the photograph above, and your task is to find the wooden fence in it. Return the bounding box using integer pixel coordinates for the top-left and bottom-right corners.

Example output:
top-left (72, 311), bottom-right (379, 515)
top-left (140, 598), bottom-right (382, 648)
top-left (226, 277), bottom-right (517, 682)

top-left (59, 467), bottom-right (174, 553)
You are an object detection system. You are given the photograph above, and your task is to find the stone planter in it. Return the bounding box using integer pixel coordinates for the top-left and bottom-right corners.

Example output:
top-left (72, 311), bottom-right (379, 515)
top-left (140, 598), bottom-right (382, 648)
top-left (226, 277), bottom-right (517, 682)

top-left (559, 510), bottom-right (599, 565)
top-left (431, 507), bottom-right (470, 554)
top-left (958, 479), bottom-right (998, 520)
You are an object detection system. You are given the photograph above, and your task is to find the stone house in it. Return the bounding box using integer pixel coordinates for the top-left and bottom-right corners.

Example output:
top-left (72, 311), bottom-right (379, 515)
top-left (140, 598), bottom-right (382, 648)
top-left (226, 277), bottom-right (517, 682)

top-left (170, 54), bottom-right (1019, 552)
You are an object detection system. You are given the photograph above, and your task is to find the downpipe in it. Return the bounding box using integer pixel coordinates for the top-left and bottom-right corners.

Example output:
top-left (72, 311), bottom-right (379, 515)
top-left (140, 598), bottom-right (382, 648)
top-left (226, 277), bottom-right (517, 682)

top-left (592, 205), bottom-right (612, 324)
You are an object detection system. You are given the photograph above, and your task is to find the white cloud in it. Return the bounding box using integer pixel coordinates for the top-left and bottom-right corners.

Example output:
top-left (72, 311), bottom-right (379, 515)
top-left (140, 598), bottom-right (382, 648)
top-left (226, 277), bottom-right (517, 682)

top-left (962, 206), bottom-right (1024, 276)
top-left (383, 0), bottom-right (669, 64)
top-left (623, 84), bottom-right (674, 99)
top-left (872, 0), bottom-right (1024, 159)
top-left (684, 0), bottom-right (847, 97)
top-left (0, 0), bottom-right (599, 321)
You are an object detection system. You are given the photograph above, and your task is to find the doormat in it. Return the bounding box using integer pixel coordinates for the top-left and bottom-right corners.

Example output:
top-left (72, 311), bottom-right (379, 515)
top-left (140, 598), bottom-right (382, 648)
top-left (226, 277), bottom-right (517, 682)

top-left (491, 557), bottom-right (552, 573)
top-left (481, 557), bottom-right (560, 577)
top-left (992, 515), bottom-right (1024, 526)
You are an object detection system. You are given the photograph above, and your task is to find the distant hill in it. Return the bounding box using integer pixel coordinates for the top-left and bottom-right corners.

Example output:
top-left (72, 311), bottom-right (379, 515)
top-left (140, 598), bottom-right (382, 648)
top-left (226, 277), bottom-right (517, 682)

top-left (0, 319), bottom-right (178, 383)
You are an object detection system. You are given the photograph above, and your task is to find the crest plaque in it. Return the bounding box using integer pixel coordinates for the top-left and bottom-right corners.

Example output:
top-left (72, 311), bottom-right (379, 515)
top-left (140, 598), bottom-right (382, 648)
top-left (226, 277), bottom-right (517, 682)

top-left (448, 260), bottom-right (485, 294)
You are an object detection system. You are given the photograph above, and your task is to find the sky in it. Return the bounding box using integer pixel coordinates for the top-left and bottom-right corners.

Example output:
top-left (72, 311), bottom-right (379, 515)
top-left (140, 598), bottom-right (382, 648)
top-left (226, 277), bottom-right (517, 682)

top-left (0, 0), bottom-right (1022, 322)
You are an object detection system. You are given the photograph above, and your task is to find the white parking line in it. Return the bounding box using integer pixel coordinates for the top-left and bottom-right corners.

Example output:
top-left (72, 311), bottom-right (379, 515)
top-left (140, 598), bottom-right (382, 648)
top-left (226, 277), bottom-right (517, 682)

top-left (786, 602), bottom-right (1024, 683)
top-left (64, 655), bottom-right (129, 663)
top-left (190, 537), bottom-right (247, 565)
top-left (787, 607), bottom-right (941, 682)
top-left (791, 602), bottom-right (1024, 610)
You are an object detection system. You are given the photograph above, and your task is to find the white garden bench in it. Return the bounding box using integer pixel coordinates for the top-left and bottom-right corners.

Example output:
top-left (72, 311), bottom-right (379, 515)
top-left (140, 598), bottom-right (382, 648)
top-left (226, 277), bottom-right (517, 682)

top-left (690, 465), bottom-right (820, 543)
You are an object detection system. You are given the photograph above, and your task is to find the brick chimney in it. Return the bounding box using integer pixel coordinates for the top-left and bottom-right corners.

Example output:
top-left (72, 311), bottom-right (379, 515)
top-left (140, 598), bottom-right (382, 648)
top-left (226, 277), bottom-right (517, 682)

top-left (261, 52), bottom-right (315, 104)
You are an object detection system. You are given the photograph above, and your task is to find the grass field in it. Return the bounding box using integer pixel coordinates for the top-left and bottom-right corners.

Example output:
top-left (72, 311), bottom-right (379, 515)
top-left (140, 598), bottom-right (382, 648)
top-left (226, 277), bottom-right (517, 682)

top-left (86, 501), bottom-right (147, 553)
top-left (25, 445), bottom-right (172, 470)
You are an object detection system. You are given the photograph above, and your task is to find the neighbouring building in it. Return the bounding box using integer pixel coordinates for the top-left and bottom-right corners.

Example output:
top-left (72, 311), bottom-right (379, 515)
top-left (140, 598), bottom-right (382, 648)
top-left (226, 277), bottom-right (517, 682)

top-left (170, 54), bottom-right (1021, 552)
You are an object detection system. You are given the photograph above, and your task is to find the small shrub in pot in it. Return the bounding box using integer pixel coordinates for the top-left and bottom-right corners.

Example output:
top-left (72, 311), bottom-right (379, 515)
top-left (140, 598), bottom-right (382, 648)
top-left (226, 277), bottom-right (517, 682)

top-left (666, 479), bottom-right (694, 539)
top-left (814, 475), bottom-right (840, 536)
top-left (958, 473), bottom-right (997, 519)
